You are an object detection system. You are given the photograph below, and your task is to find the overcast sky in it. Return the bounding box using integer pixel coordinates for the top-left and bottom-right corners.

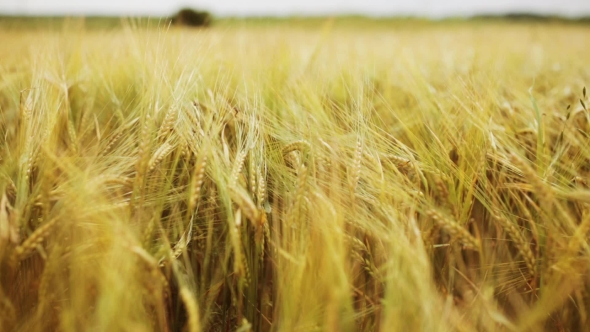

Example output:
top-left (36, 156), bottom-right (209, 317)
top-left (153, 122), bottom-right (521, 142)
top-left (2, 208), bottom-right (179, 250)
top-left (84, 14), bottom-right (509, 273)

top-left (2, 0), bottom-right (590, 17)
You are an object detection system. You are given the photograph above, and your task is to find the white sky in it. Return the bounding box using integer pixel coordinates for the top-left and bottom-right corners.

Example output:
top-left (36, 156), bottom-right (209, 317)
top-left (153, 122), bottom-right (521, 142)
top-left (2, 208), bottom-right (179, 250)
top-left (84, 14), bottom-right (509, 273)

top-left (2, 0), bottom-right (590, 17)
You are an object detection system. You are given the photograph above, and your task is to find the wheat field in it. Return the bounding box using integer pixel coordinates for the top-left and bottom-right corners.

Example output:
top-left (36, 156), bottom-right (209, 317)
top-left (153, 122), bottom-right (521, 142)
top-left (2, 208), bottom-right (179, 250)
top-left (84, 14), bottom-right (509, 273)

top-left (1, 19), bottom-right (590, 331)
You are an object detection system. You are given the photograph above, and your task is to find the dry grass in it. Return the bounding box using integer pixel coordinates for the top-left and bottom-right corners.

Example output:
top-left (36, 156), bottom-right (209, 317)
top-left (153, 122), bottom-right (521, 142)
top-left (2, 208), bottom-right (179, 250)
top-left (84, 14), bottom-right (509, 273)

top-left (1, 18), bottom-right (590, 331)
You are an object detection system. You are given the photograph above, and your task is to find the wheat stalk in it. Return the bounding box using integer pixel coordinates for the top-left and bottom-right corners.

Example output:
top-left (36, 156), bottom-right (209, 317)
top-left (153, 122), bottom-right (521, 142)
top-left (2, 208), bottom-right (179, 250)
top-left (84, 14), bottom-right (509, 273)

top-left (180, 287), bottom-right (201, 332)
top-left (0, 287), bottom-right (15, 327)
top-left (229, 185), bottom-right (260, 223)
top-left (101, 131), bottom-right (124, 156)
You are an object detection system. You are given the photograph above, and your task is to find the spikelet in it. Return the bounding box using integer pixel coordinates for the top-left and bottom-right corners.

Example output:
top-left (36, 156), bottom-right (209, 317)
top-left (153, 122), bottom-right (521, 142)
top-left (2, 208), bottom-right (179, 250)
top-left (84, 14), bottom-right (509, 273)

top-left (282, 140), bottom-right (311, 156)
top-left (433, 176), bottom-right (449, 200)
top-left (157, 107), bottom-right (177, 141)
top-left (283, 140), bottom-right (309, 171)
top-left (230, 150), bottom-right (247, 186)
top-left (263, 221), bottom-right (270, 248)
top-left (344, 233), bottom-right (368, 253)
top-left (284, 151), bottom-right (301, 170)
top-left (135, 113), bottom-right (152, 191)
top-left (383, 154), bottom-right (412, 167)
top-left (492, 213), bottom-right (537, 276)
top-left (172, 227), bottom-right (191, 260)
top-left (422, 224), bottom-right (441, 247)
top-left (79, 109), bottom-right (92, 135)
top-left (6, 181), bottom-right (16, 205)
top-left (143, 217), bottom-right (157, 248)
top-left (288, 165), bottom-right (307, 225)
top-left (189, 154), bottom-right (208, 212)
top-left (353, 252), bottom-right (378, 278)
top-left (22, 134), bottom-right (35, 184)
top-left (256, 166), bottom-right (266, 208)
top-left (350, 139), bottom-right (362, 192)
top-left (148, 143), bottom-right (174, 172)
top-left (351, 248), bottom-right (365, 264)
top-left (249, 156), bottom-right (256, 196)
top-left (229, 209), bottom-right (247, 281)
top-left (180, 287), bottom-right (201, 332)
top-left (255, 212), bottom-right (267, 249)
top-left (186, 103), bottom-right (202, 128)
top-left (24, 154), bottom-right (35, 184)
top-left (426, 210), bottom-right (480, 251)
top-left (101, 131), bottom-right (124, 156)
top-left (240, 245), bottom-right (251, 287)
top-left (19, 88), bottom-right (33, 122)
top-left (509, 153), bottom-right (554, 208)
top-left (11, 217), bottom-right (59, 265)
top-left (180, 140), bottom-right (191, 159)
top-left (67, 120), bottom-right (78, 154)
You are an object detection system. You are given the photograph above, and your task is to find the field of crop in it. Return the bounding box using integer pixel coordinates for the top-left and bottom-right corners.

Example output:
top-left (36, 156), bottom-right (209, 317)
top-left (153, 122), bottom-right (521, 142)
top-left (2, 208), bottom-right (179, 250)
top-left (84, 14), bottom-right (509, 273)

top-left (1, 19), bottom-right (590, 331)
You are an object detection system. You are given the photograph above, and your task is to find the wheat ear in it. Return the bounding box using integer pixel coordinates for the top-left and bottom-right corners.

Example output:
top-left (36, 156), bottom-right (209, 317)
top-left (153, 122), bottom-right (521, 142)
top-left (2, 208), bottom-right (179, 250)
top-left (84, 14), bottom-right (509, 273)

top-left (11, 217), bottom-right (58, 264)
top-left (230, 150), bottom-right (248, 186)
top-left (157, 107), bottom-right (177, 140)
top-left (188, 153), bottom-right (208, 212)
top-left (282, 140), bottom-right (311, 155)
top-left (492, 213), bottom-right (537, 276)
top-left (509, 153), bottom-right (554, 208)
top-left (148, 142), bottom-right (174, 172)
top-left (256, 166), bottom-right (266, 208)
top-left (101, 131), bottom-right (124, 156)
top-left (288, 165), bottom-right (308, 225)
top-left (426, 210), bottom-right (480, 251)
top-left (350, 139), bottom-right (362, 192)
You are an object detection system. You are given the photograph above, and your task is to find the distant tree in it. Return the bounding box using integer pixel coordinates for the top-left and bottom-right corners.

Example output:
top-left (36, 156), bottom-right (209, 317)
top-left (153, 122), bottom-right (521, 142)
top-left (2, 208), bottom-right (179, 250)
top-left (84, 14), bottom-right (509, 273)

top-left (172, 8), bottom-right (212, 27)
